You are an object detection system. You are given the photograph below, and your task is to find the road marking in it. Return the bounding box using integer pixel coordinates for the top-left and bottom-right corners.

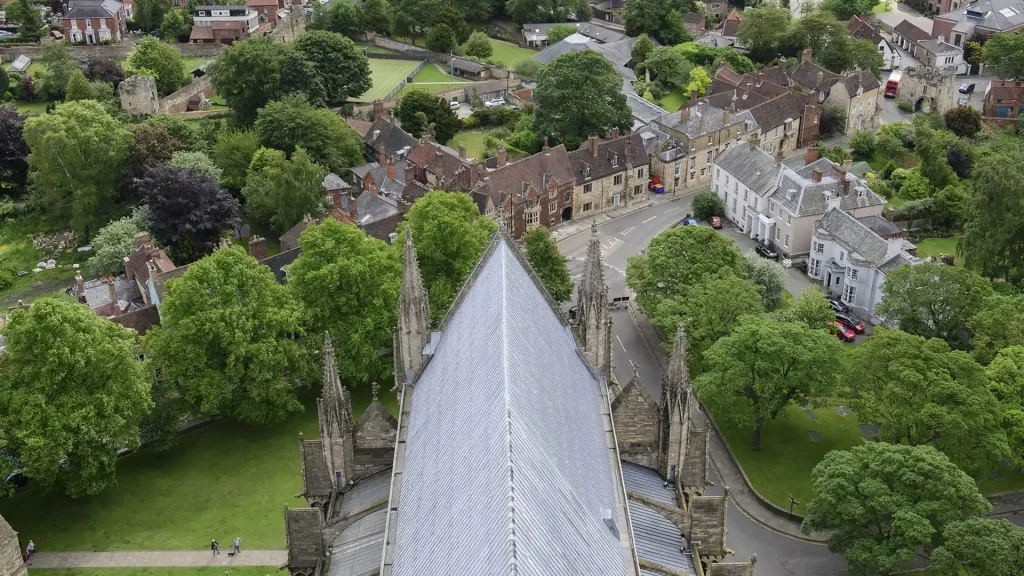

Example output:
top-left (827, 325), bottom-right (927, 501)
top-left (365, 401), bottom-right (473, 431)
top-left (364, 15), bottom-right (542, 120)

top-left (641, 215), bottom-right (657, 224)
top-left (620, 226), bottom-right (636, 236)
top-left (664, 207), bottom-right (681, 214)
top-left (616, 335), bottom-right (627, 353)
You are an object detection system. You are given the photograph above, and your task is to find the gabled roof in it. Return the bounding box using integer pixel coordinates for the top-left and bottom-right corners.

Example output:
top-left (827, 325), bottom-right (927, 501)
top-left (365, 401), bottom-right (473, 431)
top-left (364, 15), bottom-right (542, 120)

top-left (816, 208), bottom-right (890, 266)
top-left (987, 80), bottom-right (1024, 105)
top-left (841, 70), bottom-right (881, 95)
top-left (451, 57), bottom-right (483, 73)
top-left (66, 0), bottom-right (123, 18)
top-left (771, 158), bottom-right (884, 217)
top-left (475, 145), bottom-right (574, 206)
top-left (847, 15), bottom-right (885, 45)
top-left (285, 508), bottom-right (323, 569)
top-left (714, 142), bottom-right (780, 196)
top-left (568, 133), bottom-right (650, 183)
top-left (894, 19), bottom-right (931, 42)
top-left (655, 102), bottom-right (758, 139)
top-left (746, 90), bottom-right (810, 130)
top-left (406, 141), bottom-right (475, 187)
top-left (935, 0), bottom-right (1024, 32)
top-left (300, 439), bottom-right (332, 497)
top-left (364, 117), bottom-right (419, 159)
top-left (918, 38), bottom-right (962, 56)
top-left (389, 235), bottom-right (627, 575)
top-left (577, 22), bottom-right (626, 43)
top-left (789, 61), bottom-right (841, 92)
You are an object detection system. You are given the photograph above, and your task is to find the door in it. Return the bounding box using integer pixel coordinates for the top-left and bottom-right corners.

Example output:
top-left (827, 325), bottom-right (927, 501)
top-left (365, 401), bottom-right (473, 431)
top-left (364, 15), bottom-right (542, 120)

top-left (613, 193), bottom-right (621, 207)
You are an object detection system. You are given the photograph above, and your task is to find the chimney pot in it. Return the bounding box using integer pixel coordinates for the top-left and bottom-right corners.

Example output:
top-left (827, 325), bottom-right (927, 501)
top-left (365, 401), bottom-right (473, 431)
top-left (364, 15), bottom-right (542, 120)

top-left (248, 235), bottom-right (267, 260)
top-left (497, 145), bottom-right (507, 168)
top-left (590, 135), bottom-right (600, 156)
top-left (802, 48), bottom-right (813, 63)
top-left (542, 136), bottom-right (549, 150)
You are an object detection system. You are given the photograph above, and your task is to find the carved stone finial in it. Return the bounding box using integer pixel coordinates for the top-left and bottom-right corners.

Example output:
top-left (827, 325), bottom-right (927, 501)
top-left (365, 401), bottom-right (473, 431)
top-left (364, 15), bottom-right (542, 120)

top-left (371, 382), bottom-right (380, 402)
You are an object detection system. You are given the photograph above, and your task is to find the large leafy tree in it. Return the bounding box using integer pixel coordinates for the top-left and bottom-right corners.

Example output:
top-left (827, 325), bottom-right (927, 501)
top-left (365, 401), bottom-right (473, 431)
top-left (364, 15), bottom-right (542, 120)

top-left (403, 190), bottom-right (496, 321)
top-left (242, 147), bottom-right (327, 233)
top-left (631, 33), bottom-right (655, 64)
top-left (394, 90), bottom-right (462, 143)
top-left (213, 129), bottom-right (261, 191)
top-left (696, 315), bottom-right (840, 450)
top-left (315, 0), bottom-right (362, 33)
top-left (641, 46), bottom-right (693, 89)
top-left (533, 50), bottom-right (632, 150)
top-left (523, 227), bottom-right (572, 303)
top-left (931, 517), bottom-right (1024, 576)
top-left (37, 43), bottom-right (78, 102)
top-left (802, 442), bottom-right (992, 576)
top-left (771, 286), bottom-right (835, 331)
top-left (736, 6), bottom-right (792, 61)
top-left (6, 0), bottom-right (45, 42)
top-left (86, 206), bottom-right (152, 276)
top-left (506, 0), bottom-right (589, 24)
top-left (745, 253), bottom-right (786, 310)
top-left (210, 37), bottom-right (288, 125)
top-left (463, 31), bottom-right (493, 60)
top-left (161, 7), bottom-right (191, 42)
top-left (390, 0), bottom-right (438, 42)
top-left (875, 262), bottom-right (992, 347)
top-left (359, 0), bottom-right (391, 34)
top-left (129, 123), bottom-right (180, 178)
top-left (288, 220), bottom-right (402, 385)
top-left (842, 328), bottom-right (1010, 477)
top-left (138, 164), bottom-right (240, 262)
top-left (913, 117), bottom-right (958, 191)
top-left (984, 345), bottom-right (1024, 468)
top-left (820, 0), bottom-right (876, 20)
top-left (623, 0), bottom-right (693, 45)
top-left (143, 247), bottom-right (314, 424)
top-left (125, 36), bottom-right (189, 96)
top-left (279, 49), bottom-right (329, 108)
top-left (545, 24), bottom-right (577, 44)
top-left (0, 298), bottom-right (152, 497)
top-left (673, 273), bottom-right (763, 368)
top-left (944, 105), bottom-right (982, 138)
top-left (433, 3), bottom-right (469, 43)
top-left (254, 95), bottom-right (364, 174)
top-left (983, 32), bottom-right (1024, 80)
top-left (961, 146), bottom-right (1024, 282)
top-left (23, 101), bottom-right (133, 238)
top-left (171, 150), bottom-right (223, 182)
top-left (970, 294), bottom-right (1024, 365)
top-left (0, 105), bottom-right (29, 192)
top-left (293, 31), bottom-right (372, 106)
top-left (426, 23), bottom-right (459, 53)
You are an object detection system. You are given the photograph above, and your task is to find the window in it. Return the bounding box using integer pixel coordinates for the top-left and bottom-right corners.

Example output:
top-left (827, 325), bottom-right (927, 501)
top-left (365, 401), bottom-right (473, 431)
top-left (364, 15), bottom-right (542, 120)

top-left (786, 213), bottom-right (792, 225)
top-left (637, 168), bottom-right (645, 178)
top-left (700, 168), bottom-right (706, 177)
top-left (743, 190), bottom-right (748, 201)
top-left (809, 258), bottom-right (821, 277)
top-left (675, 162), bottom-right (681, 175)
top-left (583, 202), bottom-right (593, 212)
top-left (689, 157), bottom-right (695, 170)
top-left (725, 175), bottom-right (730, 186)
top-left (564, 190), bottom-right (571, 202)
top-left (613, 174), bottom-right (623, 185)
top-left (611, 155), bottom-right (618, 167)
top-left (583, 183), bottom-right (593, 193)
top-left (774, 127), bottom-right (779, 137)
top-left (549, 201), bottom-right (557, 214)
top-left (690, 142), bottom-right (696, 152)
top-left (839, 251), bottom-right (845, 262)
top-left (716, 168), bottom-right (721, 179)
top-left (707, 135), bottom-right (713, 146)
top-left (526, 211), bottom-right (538, 225)
top-left (850, 268), bottom-right (859, 280)
top-left (753, 198), bottom-right (758, 210)
top-left (843, 283), bottom-right (857, 304)
top-left (732, 198), bottom-right (737, 211)
top-left (814, 241), bottom-right (823, 254)
top-left (706, 151), bottom-right (713, 164)
top-left (784, 234), bottom-right (790, 248)
top-left (763, 133), bottom-right (768, 144)
top-left (769, 201), bottom-right (775, 213)
top-left (775, 228), bottom-right (781, 241)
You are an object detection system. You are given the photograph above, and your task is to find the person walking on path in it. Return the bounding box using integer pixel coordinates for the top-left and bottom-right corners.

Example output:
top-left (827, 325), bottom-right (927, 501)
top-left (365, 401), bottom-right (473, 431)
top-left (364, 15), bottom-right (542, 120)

top-left (233, 537), bottom-right (241, 555)
top-left (24, 540), bottom-right (35, 565)
top-left (211, 540), bottom-right (220, 556)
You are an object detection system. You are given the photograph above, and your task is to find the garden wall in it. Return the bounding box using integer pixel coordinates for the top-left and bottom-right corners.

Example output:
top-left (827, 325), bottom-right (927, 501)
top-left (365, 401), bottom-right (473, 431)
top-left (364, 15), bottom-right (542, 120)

top-left (160, 74), bottom-right (214, 114)
top-left (1, 42), bottom-right (223, 62)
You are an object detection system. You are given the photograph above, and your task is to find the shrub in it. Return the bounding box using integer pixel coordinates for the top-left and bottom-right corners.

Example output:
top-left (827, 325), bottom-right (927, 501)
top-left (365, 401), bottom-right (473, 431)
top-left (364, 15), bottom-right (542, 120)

top-left (0, 266), bottom-right (15, 291)
top-left (849, 130), bottom-right (876, 159)
top-left (897, 101), bottom-right (913, 113)
top-left (692, 190), bottom-right (724, 220)
top-left (461, 115), bottom-right (480, 129)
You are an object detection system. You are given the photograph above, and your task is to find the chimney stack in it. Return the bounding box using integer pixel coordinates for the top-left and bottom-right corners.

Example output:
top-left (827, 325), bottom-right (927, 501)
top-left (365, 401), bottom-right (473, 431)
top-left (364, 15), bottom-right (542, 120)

top-left (816, 70), bottom-right (823, 86)
top-left (248, 235), bottom-right (267, 260)
top-left (542, 136), bottom-right (549, 151)
top-left (348, 193), bottom-right (358, 220)
top-left (497, 145), bottom-right (507, 168)
top-left (679, 106), bottom-right (690, 123)
top-left (107, 279), bottom-right (119, 317)
top-left (811, 168), bottom-right (822, 182)
top-left (840, 154), bottom-right (853, 195)
top-left (458, 143), bottom-right (466, 159)
top-left (378, 148), bottom-right (386, 166)
top-left (76, 273), bottom-right (86, 304)
top-left (778, 58), bottom-right (787, 73)
top-left (387, 158), bottom-right (396, 181)
top-left (372, 100), bottom-right (385, 119)
top-left (757, 70), bottom-right (764, 85)
top-left (589, 135), bottom-right (600, 156)
top-left (802, 48), bottom-right (813, 64)
top-left (134, 232), bottom-right (150, 249)
top-left (690, 88), bottom-right (699, 102)
top-left (805, 144), bottom-right (819, 165)
top-left (610, 127), bottom-right (620, 139)
top-left (405, 163), bottom-right (418, 184)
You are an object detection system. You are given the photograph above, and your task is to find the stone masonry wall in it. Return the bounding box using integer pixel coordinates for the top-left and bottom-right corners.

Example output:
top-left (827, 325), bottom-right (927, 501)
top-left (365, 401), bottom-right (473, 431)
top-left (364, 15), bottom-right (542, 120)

top-left (1, 42), bottom-right (223, 62)
top-left (352, 407), bottom-right (397, 479)
top-left (159, 74), bottom-right (214, 114)
top-left (612, 385), bottom-right (661, 470)
top-left (1, 518), bottom-right (27, 576)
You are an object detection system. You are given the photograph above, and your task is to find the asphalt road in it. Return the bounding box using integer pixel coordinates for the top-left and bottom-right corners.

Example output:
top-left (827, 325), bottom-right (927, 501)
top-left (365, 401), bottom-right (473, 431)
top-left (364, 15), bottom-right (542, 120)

top-left (557, 194), bottom-right (850, 576)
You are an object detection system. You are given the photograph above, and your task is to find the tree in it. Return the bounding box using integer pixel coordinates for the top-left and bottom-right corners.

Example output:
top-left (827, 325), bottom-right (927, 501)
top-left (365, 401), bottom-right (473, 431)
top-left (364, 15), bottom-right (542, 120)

top-left (685, 66), bottom-right (711, 96)
top-left (623, 0), bottom-right (694, 45)
top-left (946, 142), bottom-right (974, 179)
top-left (134, 0), bottom-right (172, 31)
top-left (802, 442), bottom-right (991, 576)
top-left (23, 101), bottom-right (133, 238)
top-left (546, 24), bottom-right (577, 44)
top-left (433, 3), bottom-right (468, 43)
top-left (842, 328), bottom-right (1010, 477)
top-left (631, 33), bottom-right (655, 64)
top-left (288, 220), bottom-right (402, 385)
top-left (849, 129), bottom-right (876, 159)
top-left (403, 190), bottom-right (496, 320)
top-left (820, 0), bottom-right (875, 20)
top-left (943, 105), bottom-right (982, 138)
top-left (505, 0), bottom-right (587, 23)
top-left (426, 23), bottom-right (459, 53)
top-left (37, 43), bottom-right (78, 102)
top-left (970, 294), bottom-right (1024, 365)
top-left (213, 129), bottom-right (261, 190)
top-left (984, 345), bottom-right (1024, 469)
top-left (962, 146), bottom-right (1024, 282)
top-left (897, 168), bottom-right (932, 200)
top-left (242, 147), bottom-right (327, 233)
top-left (359, 0), bottom-right (391, 34)
top-left (63, 69), bottom-right (92, 103)
top-left (394, 89), bottom-right (462, 143)
top-left (933, 181), bottom-right (967, 226)
top-left (317, 0), bottom-right (362, 32)
top-left (696, 315), bottom-right (841, 450)
top-left (677, 273), bottom-right (764, 367)
top-left (913, 117), bottom-right (957, 190)
top-left (534, 51), bottom-right (633, 149)
top-left (820, 104), bottom-right (847, 136)
top-left (7, 0), bottom-right (45, 42)
top-left (210, 37), bottom-right (288, 125)
top-left (390, 0), bottom-right (437, 42)
top-left (130, 122), bottom-right (179, 177)
top-left (642, 46), bottom-right (693, 88)
top-left (848, 37), bottom-right (884, 79)
top-left (931, 517), bottom-right (1024, 576)
top-left (0, 105), bottom-right (29, 191)
top-left (171, 150), bottom-right (223, 182)
top-left (524, 227), bottom-right (573, 303)
top-left (0, 298), bottom-right (151, 497)
top-left (138, 163), bottom-right (239, 261)
top-left (279, 49), bottom-right (329, 108)
top-left (144, 247), bottom-right (314, 424)
top-left (294, 31), bottom-right (371, 106)
top-left (161, 7), bottom-right (191, 41)
top-left (793, 10), bottom-right (848, 60)
top-left (254, 95), bottom-right (364, 174)
top-left (737, 6), bottom-right (792, 61)
top-left (746, 253), bottom-right (786, 310)
top-left (875, 262), bottom-right (991, 346)
top-left (87, 206), bottom-right (152, 276)
top-left (875, 128), bottom-right (905, 164)
top-left (125, 36), bottom-right (189, 97)
top-left (773, 286), bottom-right (835, 331)
top-left (463, 31), bottom-right (493, 60)
top-left (983, 32), bottom-right (1024, 80)
top-left (691, 190), bottom-right (724, 220)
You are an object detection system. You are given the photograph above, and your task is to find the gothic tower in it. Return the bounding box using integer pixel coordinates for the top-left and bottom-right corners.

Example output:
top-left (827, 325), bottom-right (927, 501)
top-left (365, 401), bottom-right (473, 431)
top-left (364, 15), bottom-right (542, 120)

top-left (318, 333), bottom-right (354, 489)
top-left (577, 221), bottom-right (612, 377)
top-left (395, 228), bottom-right (431, 390)
top-left (659, 325), bottom-right (691, 482)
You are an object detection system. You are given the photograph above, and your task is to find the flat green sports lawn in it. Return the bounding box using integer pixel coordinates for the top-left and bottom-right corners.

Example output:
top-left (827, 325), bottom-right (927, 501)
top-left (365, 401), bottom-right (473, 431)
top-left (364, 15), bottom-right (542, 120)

top-left (357, 58), bottom-right (423, 101)
top-left (30, 569), bottom-right (279, 576)
top-left (0, 388), bottom-right (397, 552)
top-left (487, 39), bottom-right (537, 68)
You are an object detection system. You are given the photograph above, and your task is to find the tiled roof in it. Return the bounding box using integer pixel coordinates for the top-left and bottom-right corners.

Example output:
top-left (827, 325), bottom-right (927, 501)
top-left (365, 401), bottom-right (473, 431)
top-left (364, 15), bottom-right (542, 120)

top-left (918, 38), bottom-right (961, 55)
top-left (746, 90), bottom-right (809, 131)
top-left (936, 0), bottom-right (1024, 32)
top-left (714, 142), bottom-right (780, 196)
top-left (857, 214), bottom-right (901, 237)
top-left (655, 102), bottom-right (758, 139)
top-left (260, 247), bottom-right (301, 282)
top-left (323, 172), bottom-right (350, 191)
top-left (345, 118), bottom-right (373, 137)
top-left (577, 22), bottom-right (626, 43)
top-left (894, 20), bottom-right (931, 42)
top-left (695, 31), bottom-right (734, 47)
top-left (390, 236), bottom-right (626, 575)
top-left (532, 34), bottom-right (591, 64)
top-left (771, 158), bottom-right (884, 218)
top-left (568, 133), bottom-right (650, 183)
top-left (112, 304), bottom-right (161, 335)
top-left (451, 57), bottom-right (483, 73)
top-left (789, 61), bottom-right (841, 92)
top-left (406, 142), bottom-right (476, 188)
top-left (626, 92), bottom-right (670, 128)
top-left (816, 208), bottom-right (890, 266)
top-left (879, 252), bottom-right (915, 273)
top-left (301, 439), bottom-right (332, 497)
top-left (189, 26), bottom-right (216, 40)
top-left (355, 190), bottom-right (401, 225)
top-left (365, 117), bottom-right (419, 159)
top-left (338, 468), bottom-right (392, 518)
top-left (847, 15), bottom-right (885, 45)
top-left (842, 70), bottom-right (881, 96)
top-left (987, 80), bottom-right (1024, 104)
top-left (66, 0), bottom-right (122, 18)
top-left (475, 145), bottom-right (574, 206)
top-left (285, 508), bottom-right (323, 569)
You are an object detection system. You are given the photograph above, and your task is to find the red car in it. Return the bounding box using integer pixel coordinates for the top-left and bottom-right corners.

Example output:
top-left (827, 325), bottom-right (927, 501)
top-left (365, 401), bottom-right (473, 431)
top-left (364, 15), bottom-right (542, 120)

top-left (834, 312), bottom-right (865, 333)
top-left (829, 321), bottom-right (856, 342)
top-left (709, 215), bottom-right (722, 229)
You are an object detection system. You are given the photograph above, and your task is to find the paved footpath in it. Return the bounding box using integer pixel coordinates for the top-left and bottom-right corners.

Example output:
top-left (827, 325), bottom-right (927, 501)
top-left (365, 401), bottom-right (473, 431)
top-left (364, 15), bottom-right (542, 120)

top-left (28, 550), bottom-right (286, 569)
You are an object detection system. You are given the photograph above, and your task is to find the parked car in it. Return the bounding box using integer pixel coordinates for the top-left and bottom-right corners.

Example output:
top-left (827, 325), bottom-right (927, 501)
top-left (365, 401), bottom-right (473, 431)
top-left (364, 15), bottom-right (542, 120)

top-left (51, 30), bottom-right (64, 40)
top-left (648, 177), bottom-right (664, 194)
top-left (676, 213), bottom-right (699, 227)
top-left (708, 215), bottom-right (722, 229)
top-left (829, 321), bottom-right (856, 342)
top-left (0, 30), bottom-right (17, 37)
top-left (828, 298), bottom-right (849, 314)
top-left (754, 243), bottom-right (778, 260)
top-left (958, 82), bottom-right (976, 94)
top-left (483, 98), bottom-right (505, 108)
top-left (449, 100), bottom-right (460, 111)
top-left (834, 312), bottom-right (865, 333)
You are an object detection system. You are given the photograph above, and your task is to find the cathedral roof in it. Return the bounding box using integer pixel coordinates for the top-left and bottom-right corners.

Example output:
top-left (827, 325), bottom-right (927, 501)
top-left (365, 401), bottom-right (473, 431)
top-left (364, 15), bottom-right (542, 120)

top-left (389, 234), bottom-right (627, 575)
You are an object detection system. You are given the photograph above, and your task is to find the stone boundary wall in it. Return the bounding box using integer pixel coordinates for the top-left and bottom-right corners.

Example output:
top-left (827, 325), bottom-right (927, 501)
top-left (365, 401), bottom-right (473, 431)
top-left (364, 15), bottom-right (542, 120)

top-left (1, 41), bottom-right (223, 62)
top-left (160, 74), bottom-right (213, 114)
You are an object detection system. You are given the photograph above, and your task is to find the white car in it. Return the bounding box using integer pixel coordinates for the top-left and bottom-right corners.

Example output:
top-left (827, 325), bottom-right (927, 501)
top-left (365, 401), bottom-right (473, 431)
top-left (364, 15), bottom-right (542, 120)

top-left (483, 98), bottom-right (505, 108)
top-left (449, 100), bottom-right (460, 111)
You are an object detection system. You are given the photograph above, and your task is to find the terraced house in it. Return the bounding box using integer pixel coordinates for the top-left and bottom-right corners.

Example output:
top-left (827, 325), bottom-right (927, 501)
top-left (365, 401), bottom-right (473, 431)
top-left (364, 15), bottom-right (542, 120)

top-left (567, 131), bottom-right (655, 219)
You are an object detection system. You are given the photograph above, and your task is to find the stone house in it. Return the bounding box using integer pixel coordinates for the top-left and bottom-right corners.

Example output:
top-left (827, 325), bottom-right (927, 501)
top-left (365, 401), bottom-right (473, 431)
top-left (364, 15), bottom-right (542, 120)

top-left (448, 58), bottom-right (489, 80)
top-left (123, 232), bottom-right (178, 308)
top-left (188, 4), bottom-right (259, 43)
top-left (809, 208), bottom-right (920, 319)
top-left (321, 172), bottom-right (351, 210)
top-left (650, 101), bottom-right (760, 194)
top-left (362, 116), bottom-right (419, 163)
top-left (984, 80), bottom-right (1024, 118)
top-left (1, 515), bottom-right (27, 576)
top-left (683, 12), bottom-right (705, 36)
top-left (62, 0), bottom-right (129, 44)
top-left (917, 38), bottom-right (965, 71)
top-left (848, 15), bottom-right (901, 71)
top-left (932, 0), bottom-right (1024, 47)
top-left (786, 50), bottom-right (880, 134)
top-left (567, 131), bottom-right (651, 219)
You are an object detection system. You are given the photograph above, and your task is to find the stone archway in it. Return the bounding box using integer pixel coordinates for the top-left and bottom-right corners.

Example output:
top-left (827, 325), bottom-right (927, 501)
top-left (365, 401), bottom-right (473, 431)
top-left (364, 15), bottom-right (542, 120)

top-left (914, 97), bottom-right (934, 113)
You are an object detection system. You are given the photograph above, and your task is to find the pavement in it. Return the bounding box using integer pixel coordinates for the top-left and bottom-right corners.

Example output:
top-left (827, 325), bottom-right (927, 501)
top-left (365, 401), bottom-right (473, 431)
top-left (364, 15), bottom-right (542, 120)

top-left (27, 549), bottom-right (286, 568)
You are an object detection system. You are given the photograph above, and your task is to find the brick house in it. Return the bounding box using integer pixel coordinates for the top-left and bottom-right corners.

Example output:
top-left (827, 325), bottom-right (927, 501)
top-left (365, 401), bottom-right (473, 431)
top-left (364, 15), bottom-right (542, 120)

top-left (567, 131), bottom-right (650, 219)
top-left (245, 0), bottom-right (280, 24)
top-left (124, 232), bottom-right (178, 308)
top-left (984, 80), bottom-right (1024, 118)
top-left (63, 0), bottom-right (129, 44)
top-left (189, 4), bottom-right (259, 43)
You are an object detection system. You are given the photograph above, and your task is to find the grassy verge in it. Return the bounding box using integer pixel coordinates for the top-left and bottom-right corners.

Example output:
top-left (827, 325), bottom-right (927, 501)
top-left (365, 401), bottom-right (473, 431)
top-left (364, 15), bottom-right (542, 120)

top-left (30, 569), bottom-right (280, 576)
top-left (486, 39), bottom-right (536, 68)
top-left (12, 100), bottom-right (50, 115)
top-left (915, 236), bottom-right (959, 263)
top-left (411, 63), bottom-right (460, 83)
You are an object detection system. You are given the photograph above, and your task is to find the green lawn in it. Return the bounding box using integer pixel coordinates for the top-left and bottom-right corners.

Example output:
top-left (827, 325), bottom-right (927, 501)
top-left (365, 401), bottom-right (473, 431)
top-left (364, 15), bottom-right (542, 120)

top-left (358, 58), bottom-right (423, 102)
top-left (0, 213), bottom-right (89, 305)
top-left (714, 402), bottom-right (866, 515)
top-left (915, 236), bottom-right (959, 263)
top-left (486, 39), bottom-right (536, 68)
top-left (180, 57), bottom-right (209, 73)
top-left (978, 465), bottom-right (1024, 495)
top-left (0, 390), bottom-right (397, 552)
top-left (30, 569), bottom-right (279, 576)
top-left (447, 130), bottom-right (488, 161)
top-left (11, 100), bottom-right (50, 115)
top-left (660, 87), bottom-right (687, 112)
top-left (871, 0), bottom-right (892, 12)
top-left (411, 63), bottom-right (462, 83)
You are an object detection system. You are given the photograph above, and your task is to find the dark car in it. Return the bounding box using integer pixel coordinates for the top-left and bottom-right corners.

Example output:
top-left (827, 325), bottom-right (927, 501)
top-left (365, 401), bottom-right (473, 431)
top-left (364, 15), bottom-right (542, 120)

top-left (754, 243), bottom-right (778, 260)
top-left (830, 321), bottom-right (856, 342)
top-left (709, 215), bottom-right (722, 229)
top-left (958, 82), bottom-right (976, 94)
top-left (835, 312), bottom-right (865, 333)
top-left (828, 298), bottom-right (849, 313)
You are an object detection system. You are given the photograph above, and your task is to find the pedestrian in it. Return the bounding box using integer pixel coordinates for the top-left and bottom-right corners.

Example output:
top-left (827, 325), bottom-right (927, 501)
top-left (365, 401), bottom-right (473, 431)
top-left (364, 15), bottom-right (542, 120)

top-left (233, 537), bottom-right (241, 555)
top-left (211, 539), bottom-right (219, 556)
top-left (25, 540), bottom-right (35, 565)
